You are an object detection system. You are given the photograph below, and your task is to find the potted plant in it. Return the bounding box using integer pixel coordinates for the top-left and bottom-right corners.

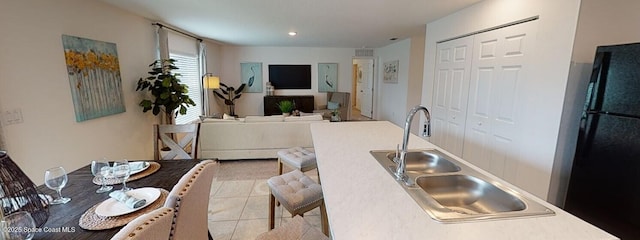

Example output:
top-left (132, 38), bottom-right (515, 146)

top-left (212, 82), bottom-right (246, 116)
top-left (136, 59), bottom-right (195, 124)
top-left (277, 100), bottom-right (295, 116)
top-left (331, 109), bottom-right (341, 122)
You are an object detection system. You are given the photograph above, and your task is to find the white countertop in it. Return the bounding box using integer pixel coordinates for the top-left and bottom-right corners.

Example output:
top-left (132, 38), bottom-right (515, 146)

top-left (310, 121), bottom-right (617, 240)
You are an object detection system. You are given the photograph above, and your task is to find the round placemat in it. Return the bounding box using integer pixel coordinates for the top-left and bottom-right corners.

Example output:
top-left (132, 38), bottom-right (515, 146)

top-left (93, 162), bottom-right (161, 185)
top-left (79, 188), bottom-right (169, 230)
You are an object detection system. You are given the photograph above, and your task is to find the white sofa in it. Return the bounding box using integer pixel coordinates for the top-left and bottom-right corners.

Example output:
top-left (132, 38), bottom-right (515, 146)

top-left (198, 114), bottom-right (328, 160)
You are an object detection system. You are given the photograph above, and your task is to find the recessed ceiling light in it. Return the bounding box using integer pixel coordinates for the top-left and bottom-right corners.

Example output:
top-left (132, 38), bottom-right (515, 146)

top-left (288, 31), bottom-right (297, 36)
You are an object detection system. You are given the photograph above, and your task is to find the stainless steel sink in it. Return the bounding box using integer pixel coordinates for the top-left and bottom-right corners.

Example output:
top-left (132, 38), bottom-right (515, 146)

top-left (370, 149), bottom-right (555, 222)
top-left (416, 175), bottom-right (526, 214)
top-left (384, 151), bottom-right (461, 174)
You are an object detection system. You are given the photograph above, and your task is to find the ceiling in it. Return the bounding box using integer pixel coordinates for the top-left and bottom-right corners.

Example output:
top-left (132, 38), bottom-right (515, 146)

top-left (100, 0), bottom-right (481, 48)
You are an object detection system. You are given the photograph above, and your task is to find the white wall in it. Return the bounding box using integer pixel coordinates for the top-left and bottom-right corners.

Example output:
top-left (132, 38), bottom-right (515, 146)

top-left (571, 0), bottom-right (640, 63)
top-left (408, 30), bottom-right (426, 134)
top-left (0, 0), bottom-right (158, 183)
top-left (204, 41), bottom-right (225, 115)
top-left (422, 0), bottom-right (581, 199)
top-left (375, 39), bottom-right (412, 126)
top-left (217, 46), bottom-right (355, 117)
top-left (373, 32), bottom-right (426, 132)
top-left (550, 0), bottom-right (640, 206)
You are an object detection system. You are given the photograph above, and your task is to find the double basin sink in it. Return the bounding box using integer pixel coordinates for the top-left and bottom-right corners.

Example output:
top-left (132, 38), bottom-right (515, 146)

top-left (369, 149), bottom-right (554, 223)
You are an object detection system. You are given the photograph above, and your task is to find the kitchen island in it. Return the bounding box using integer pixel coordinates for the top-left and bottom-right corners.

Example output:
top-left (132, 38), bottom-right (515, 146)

top-left (310, 121), bottom-right (616, 239)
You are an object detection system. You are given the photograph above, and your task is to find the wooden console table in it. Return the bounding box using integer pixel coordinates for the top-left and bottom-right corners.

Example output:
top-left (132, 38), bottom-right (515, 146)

top-left (264, 95), bottom-right (314, 115)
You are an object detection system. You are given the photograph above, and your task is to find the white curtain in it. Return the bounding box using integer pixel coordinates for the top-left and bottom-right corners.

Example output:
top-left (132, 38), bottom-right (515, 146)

top-left (156, 25), bottom-right (169, 60)
top-left (199, 41), bottom-right (207, 115)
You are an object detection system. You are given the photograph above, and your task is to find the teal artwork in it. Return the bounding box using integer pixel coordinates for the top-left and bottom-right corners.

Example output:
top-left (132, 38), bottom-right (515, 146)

top-left (62, 35), bottom-right (125, 122)
top-left (241, 62), bottom-right (262, 93)
top-left (318, 63), bottom-right (337, 92)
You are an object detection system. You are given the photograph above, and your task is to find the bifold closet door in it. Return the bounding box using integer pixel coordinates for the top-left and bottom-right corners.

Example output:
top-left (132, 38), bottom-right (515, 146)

top-left (462, 20), bottom-right (538, 183)
top-left (431, 36), bottom-right (474, 157)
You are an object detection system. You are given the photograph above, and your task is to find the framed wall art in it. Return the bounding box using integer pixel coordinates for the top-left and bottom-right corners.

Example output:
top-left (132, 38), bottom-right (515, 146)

top-left (383, 60), bottom-right (399, 83)
top-left (240, 62), bottom-right (263, 93)
top-left (62, 35), bottom-right (125, 122)
top-left (318, 63), bottom-right (338, 92)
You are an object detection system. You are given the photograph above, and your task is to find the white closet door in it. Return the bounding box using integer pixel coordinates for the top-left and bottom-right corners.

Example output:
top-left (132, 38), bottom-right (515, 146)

top-left (431, 36), bottom-right (474, 157)
top-left (462, 20), bottom-right (537, 183)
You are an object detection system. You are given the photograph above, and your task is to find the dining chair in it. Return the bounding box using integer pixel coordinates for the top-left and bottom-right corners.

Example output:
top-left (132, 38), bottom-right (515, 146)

top-left (163, 160), bottom-right (216, 240)
top-left (256, 215), bottom-right (329, 240)
top-left (110, 207), bottom-right (174, 240)
top-left (153, 123), bottom-right (200, 160)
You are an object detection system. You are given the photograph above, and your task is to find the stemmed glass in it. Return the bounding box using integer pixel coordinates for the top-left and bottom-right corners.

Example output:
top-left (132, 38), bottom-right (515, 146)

top-left (112, 160), bottom-right (131, 192)
top-left (2, 211), bottom-right (36, 240)
top-left (44, 166), bottom-right (71, 204)
top-left (91, 160), bottom-right (113, 193)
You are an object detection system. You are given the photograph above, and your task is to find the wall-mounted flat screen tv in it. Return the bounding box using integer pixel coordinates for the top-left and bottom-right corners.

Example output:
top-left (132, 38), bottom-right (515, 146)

top-left (268, 64), bottom-right (312, 89)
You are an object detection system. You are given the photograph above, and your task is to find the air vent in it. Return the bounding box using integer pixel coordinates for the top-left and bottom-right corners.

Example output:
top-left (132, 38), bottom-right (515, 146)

top-left (355, 48), bottom-right (374, 57)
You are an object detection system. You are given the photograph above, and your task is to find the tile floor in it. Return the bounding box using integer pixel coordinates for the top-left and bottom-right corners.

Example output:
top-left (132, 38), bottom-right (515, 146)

top-left (207, 171), bottom-right (324, 240)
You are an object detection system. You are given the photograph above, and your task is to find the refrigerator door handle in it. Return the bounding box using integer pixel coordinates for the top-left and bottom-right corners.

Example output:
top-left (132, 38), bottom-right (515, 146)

top-left (586, 52), bottom-right (612, 112)
top-left (575, 113), bottom-right (599, 165)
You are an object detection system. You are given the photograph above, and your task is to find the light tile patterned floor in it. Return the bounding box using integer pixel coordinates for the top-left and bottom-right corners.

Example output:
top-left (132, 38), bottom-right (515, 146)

top-left (207, 173), bottom-right (324, 240)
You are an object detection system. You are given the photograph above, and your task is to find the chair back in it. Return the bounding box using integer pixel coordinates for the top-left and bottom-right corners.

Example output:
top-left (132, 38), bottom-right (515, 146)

top-left (154, 123), bottom-right (200, 160)
top-left (110, 207), bottom-right (174, 240)
top-left (164, 160), bottom-right (216, 240)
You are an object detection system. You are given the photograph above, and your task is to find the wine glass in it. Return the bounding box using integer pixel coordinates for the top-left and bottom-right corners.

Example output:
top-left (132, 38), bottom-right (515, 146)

top-left (44, 166), bottom-right (71, 204)
top-left (2, 211), bottom-right (36, 240)
top-left (91, 160), bottom-right (113, 193)
top-left (112, 160), bottom-right (131, 192)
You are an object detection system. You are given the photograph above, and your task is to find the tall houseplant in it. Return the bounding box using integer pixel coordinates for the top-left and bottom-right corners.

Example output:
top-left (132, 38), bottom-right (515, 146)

top-left (212, 82), bottom-right (246, 116)
top-left (136, 59), bottom-right (195, 124)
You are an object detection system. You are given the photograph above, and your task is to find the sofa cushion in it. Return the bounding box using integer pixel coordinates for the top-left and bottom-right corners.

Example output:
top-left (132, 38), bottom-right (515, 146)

top-left (245, 115), bottom-right (284, 122)
top-left (284, 115), bottom-right (323, 122)
top-left (202, 118), bottom-right (241, 123)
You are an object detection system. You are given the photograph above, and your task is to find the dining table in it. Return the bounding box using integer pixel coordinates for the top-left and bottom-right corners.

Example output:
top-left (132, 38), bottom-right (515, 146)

top-left (33, 159), bottom-right (204, 240)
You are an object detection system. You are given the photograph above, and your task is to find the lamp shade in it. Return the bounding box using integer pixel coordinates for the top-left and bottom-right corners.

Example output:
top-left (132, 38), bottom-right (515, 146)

top-left (203, 74), bottom-right (220, 89)
top-left (0, 151), bottom-right (49, 227)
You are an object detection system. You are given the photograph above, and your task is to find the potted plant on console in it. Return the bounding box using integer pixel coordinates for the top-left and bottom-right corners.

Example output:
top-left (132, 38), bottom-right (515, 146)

top-left (277, 100), bottom-right (295, 116)
top-left (212, 82), bottom-right (246, 117)
top-left (136, 59), bottom-right (195, 124)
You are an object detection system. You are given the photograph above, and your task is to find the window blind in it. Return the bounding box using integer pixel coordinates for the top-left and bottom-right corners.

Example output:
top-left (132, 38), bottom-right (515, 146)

top-left (170, 53), bottom-right (201, 124)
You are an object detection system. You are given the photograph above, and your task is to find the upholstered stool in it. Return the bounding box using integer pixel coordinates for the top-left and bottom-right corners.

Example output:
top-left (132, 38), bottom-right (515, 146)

top-left (268, 170), bottom-right (329, 236)
top-left (277, 147), bottom-right (319, 179)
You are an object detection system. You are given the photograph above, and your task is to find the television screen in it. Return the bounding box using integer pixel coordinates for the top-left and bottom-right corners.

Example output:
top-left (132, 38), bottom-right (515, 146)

top-left (268, 65), bottom-right (311, 89)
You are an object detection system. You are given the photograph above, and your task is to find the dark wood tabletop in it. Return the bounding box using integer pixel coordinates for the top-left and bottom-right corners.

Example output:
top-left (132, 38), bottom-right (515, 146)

top-left (33, 159), bottom-right (202, 240)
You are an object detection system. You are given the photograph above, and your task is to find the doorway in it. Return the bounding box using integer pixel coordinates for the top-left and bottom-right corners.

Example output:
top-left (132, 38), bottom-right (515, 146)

top-left (352, 57), bottom-right (375, 120)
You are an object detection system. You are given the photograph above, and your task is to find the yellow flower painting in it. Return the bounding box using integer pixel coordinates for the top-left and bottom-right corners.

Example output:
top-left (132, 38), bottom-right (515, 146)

top-left (62, 35), bottom-right (125, 122)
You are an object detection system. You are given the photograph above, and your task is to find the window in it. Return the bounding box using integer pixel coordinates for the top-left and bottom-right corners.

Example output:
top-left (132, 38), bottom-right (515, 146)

top-left (170, 53), bottom-right (201, 124)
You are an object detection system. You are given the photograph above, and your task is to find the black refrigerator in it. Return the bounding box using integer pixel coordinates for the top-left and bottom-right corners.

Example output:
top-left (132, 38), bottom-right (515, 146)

top-left (565, 42), bottom-right (640, 240)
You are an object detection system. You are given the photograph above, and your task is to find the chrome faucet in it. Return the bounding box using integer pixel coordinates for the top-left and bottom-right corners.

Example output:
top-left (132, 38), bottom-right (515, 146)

top-left (395, 105), bottom-right (431, 185)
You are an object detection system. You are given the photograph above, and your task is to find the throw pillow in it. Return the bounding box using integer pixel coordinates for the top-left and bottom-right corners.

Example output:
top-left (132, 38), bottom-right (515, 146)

top-left (327, 101), bottom-right (340, 110)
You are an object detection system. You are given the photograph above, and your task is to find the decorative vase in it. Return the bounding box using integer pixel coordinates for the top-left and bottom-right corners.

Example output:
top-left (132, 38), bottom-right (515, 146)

top-left (0, 151), bottom-right (49, 227)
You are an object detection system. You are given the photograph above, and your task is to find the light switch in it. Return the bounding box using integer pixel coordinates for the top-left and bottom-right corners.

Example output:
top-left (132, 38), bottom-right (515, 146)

top-left (2, 108), bottom-right (23, 125)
